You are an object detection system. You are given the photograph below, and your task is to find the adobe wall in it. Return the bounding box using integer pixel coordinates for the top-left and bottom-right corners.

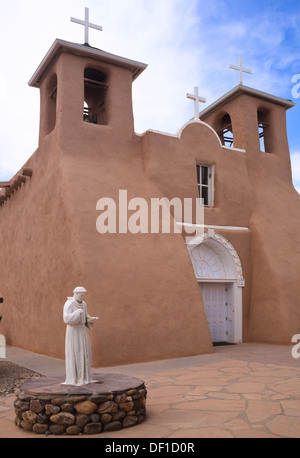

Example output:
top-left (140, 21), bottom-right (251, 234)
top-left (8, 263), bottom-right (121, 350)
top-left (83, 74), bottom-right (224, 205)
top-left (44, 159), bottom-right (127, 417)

top-left (0, 128), bottom-right (214, 365)
top-left (141, 121), bottom-right (253, 342)
top-left (141, 121), bottom-right (255, 228)
top-left (53, 127), bottom-right (215, 366)
top-left (0, 52), bottom-right (215, 367)
top-left (0, 136), bottom-right (80, 357)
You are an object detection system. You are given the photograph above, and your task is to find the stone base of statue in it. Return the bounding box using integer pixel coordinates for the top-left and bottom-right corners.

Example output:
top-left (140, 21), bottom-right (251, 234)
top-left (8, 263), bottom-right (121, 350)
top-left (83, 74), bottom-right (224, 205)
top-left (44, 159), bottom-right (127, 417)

top-left (14, 373), bottom-right (147, 435)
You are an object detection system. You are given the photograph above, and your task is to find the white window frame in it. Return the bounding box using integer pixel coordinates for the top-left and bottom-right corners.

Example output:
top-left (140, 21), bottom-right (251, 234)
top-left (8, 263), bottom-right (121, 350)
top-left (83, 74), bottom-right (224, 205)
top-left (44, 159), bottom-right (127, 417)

top-left (196, 164), bottom-right (215, 207)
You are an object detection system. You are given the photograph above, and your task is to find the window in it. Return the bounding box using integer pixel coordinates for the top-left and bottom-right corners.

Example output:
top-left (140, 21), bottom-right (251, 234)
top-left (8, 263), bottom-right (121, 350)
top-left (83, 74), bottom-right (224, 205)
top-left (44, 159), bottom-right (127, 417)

top-left (197, 164), bottom-right (214, 207)
top-left (84, 68), bottom-right (108, 125)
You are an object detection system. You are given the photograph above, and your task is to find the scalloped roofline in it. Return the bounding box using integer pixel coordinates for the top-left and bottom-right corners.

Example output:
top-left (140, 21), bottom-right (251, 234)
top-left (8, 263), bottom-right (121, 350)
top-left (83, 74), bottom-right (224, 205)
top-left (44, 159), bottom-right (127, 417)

top-left (137, 119), bottom-right (246, 153)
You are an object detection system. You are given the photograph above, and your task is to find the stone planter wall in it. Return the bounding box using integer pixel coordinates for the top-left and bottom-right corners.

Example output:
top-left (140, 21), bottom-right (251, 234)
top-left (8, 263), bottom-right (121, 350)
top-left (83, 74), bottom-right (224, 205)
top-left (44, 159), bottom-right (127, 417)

top-left (14, 385), bottom-right (147, 435)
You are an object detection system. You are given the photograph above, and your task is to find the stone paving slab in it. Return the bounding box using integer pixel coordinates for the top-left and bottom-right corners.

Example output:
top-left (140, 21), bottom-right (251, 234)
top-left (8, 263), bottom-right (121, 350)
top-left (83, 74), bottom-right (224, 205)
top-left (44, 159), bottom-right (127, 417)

top-left (0, 343), bottom-right (299, 438)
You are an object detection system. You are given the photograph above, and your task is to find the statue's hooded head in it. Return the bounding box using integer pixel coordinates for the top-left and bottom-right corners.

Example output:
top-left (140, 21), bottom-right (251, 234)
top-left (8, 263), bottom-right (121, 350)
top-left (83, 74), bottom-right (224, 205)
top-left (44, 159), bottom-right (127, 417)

top-left (73, 286), bottom-right (87, 302)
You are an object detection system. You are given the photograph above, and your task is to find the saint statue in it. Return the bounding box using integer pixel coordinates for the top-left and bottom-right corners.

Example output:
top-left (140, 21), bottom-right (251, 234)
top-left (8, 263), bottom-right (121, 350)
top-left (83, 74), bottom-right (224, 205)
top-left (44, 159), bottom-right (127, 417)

top-left (62, 287), bottom-right (98, 386)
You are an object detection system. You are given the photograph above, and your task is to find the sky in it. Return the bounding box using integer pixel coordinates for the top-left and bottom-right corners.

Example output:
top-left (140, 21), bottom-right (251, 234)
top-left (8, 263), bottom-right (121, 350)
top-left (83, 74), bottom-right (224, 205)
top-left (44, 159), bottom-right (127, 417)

top-left (0, 0), bottom-right (300, 191)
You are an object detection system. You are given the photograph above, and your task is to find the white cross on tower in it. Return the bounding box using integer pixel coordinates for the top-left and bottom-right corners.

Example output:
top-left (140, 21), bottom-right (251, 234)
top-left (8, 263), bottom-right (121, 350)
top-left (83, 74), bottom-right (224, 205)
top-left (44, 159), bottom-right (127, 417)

top-left (186, 87), bottom-right (206, 120)
top-left (71, 7), bottom-right (103, 45)
top-left (229, 56), bottom-right (252, 85)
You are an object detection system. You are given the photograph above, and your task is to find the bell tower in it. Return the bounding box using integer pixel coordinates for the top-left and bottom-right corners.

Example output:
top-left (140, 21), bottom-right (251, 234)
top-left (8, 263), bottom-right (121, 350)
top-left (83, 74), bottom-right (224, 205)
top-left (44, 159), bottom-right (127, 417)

top-left (199, 78), bottom-right (300, 346)
top-left (200, 54), bottom-right (295, 160)
top-left (199, 84), bottom-right (295, 157)
top-left (28, 12), bottom-right (147, 148)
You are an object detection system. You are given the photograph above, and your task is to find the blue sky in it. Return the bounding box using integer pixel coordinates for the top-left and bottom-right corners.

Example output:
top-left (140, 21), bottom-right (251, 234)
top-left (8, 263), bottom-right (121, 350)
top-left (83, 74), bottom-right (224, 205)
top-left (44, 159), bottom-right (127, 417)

top-left (0, 0), bottom-right (299, 190)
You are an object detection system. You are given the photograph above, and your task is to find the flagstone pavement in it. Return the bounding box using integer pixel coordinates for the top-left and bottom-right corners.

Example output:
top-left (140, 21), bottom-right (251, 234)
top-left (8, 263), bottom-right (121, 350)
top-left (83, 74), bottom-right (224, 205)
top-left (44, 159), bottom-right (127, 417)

top-left (0, 343), bottom-right (299, 438)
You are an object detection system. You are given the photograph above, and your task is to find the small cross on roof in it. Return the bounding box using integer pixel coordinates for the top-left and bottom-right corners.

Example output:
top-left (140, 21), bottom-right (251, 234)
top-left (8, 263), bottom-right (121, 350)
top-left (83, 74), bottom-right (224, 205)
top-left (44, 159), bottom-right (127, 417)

top-left (71, 7), bottom-right (103, 45)
top-left (186, 87), bottom-right (206, 121)
top-left (229, 56), bottom-right (252, 85)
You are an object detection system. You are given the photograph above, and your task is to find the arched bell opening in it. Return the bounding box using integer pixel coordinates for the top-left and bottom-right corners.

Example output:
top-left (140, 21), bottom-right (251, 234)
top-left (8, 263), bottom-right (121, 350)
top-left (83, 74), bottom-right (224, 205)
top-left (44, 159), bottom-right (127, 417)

top-left (83, 68), bottom-right (108, 125)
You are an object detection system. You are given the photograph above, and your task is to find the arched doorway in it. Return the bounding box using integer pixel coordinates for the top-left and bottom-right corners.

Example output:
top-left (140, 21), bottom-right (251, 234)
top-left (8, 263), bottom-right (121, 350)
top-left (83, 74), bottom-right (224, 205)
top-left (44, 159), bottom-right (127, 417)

top-left (187, 230), bottom-right (245, 344)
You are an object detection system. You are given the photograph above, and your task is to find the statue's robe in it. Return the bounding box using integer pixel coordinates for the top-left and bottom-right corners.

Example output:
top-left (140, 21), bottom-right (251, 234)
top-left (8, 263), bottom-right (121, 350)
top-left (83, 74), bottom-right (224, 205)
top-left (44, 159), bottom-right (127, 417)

top-left (62, 297), bottom-right (94, 386)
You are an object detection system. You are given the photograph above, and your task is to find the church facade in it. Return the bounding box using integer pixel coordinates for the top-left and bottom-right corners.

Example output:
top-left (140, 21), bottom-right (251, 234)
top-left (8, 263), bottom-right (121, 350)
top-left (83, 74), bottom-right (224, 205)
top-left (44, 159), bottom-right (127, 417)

top-left (0, 38), bottom-right (299, 367)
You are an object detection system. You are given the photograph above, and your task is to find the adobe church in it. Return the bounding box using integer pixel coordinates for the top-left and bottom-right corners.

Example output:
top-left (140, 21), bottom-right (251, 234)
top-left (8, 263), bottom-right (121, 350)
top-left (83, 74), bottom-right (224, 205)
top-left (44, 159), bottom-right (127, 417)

top-left (0, 13), bottom-right (299, 367)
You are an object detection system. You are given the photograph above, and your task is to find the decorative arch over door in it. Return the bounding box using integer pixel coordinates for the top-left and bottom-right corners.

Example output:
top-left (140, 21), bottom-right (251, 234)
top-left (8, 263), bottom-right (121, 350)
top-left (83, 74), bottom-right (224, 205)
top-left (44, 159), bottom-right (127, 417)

top-left (187, 230), bottom-right (244, 343)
